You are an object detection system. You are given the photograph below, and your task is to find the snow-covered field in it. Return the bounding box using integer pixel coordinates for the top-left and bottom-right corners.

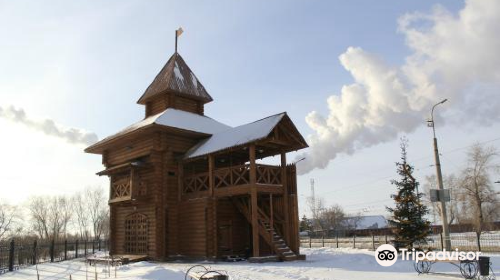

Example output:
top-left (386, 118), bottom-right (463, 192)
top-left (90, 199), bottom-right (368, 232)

top-left (2, 248), bottom-right (499, 280)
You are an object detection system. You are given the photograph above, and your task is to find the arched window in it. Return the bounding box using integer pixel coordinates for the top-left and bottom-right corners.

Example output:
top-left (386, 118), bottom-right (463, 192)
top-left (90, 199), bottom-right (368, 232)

top-left (124, 213), bottom-right (148, 254)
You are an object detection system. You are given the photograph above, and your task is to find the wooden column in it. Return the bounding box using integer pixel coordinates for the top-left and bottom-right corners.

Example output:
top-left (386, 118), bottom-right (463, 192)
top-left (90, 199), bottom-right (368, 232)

top-left (249, 144), bottom-right (259, 257)
top-left (178, 162), bottom-right (183, 202)
top-left (281, 151), bottom-right (289, 244)
top-left (208, 155), bottom-right (217, 258)
top-left (270, 194), bottom-right (274, 235)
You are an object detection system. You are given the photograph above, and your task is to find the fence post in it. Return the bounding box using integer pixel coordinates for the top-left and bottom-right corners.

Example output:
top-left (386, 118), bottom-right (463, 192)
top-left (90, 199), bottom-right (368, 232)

top-left (353, 235), bottom-right (356, 249)
top-left (75, 240), bottom-right (79, 258)
top-left (32, 240), bottom-right (37, 265)
top-left (92, 240), bottom-right (95, 254)
top-left (84, 240), bottom-right (87, 256)
top-left (385, 235), bottom-right (388, 244)
top-left (372, 235), bottom-right (375, 250)
top-left (440, 232), bottom-right (444, 250)
top-left (476, 232), bottom-right (481, 252)
top-left (8, 239), bottom-right (14, 272)
top-left (98, 239), bottom-right (101, 251)
top-left (322, 234), bottom-right (325, 247)
top-left (336, 232), bottom-right (339, 248)
top-left (50, 240), bottom-right (55, 263)
top-left (309, 236), bottom-right (312, 248)
top-left (64, 240), bottom-right (68, 260)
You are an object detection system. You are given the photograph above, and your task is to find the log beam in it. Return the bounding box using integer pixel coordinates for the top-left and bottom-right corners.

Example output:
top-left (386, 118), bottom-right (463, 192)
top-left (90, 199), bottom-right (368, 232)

top-left (250, 144), bottom-right (259, 257)
top-left (281, 151), bottom-right (289, 244)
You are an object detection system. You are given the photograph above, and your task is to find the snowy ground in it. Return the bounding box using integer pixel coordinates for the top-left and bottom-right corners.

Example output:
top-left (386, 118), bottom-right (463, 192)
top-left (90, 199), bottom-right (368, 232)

top-left (2, 248), bottom-right (499, 280)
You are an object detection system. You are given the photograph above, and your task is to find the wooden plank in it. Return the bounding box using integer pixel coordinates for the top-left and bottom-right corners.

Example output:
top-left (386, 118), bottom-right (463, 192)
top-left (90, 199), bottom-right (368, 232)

top-left (281, 151), bottom-right (289, 245)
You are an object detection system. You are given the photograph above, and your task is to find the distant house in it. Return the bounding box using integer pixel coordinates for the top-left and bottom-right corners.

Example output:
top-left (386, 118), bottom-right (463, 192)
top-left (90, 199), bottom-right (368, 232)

top-left (344, 215), bottom-right (388, 230)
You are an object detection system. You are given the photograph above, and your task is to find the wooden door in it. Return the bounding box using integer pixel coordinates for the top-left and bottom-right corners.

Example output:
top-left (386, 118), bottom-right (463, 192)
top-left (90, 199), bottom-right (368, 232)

top-left (218, 222), bottom-right (232, 256)
top-left (125, 213), bottom-right (148, 254)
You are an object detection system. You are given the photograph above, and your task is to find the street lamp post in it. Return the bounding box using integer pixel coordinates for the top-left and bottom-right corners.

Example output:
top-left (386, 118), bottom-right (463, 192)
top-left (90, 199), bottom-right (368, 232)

top-left (429, 98), bottom-right (451, 251)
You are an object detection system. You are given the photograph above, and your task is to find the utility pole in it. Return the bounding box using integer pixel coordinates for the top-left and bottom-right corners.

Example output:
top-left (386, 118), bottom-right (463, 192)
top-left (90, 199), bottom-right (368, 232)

top-left (428, 99), bottom-right (451, 251)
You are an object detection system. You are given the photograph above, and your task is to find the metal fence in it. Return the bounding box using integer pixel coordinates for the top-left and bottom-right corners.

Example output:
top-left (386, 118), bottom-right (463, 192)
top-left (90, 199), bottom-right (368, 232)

top-left (0, 239), bottom-right (109, 274)
top-left (300, 231), bottom-right (500, 252)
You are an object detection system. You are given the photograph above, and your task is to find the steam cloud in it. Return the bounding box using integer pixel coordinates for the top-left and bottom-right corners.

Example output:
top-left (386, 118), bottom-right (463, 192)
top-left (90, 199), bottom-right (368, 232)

top-left (0, 105), bottom-right (98, 145)
top-left (298, 0), bottom-right (500, 174)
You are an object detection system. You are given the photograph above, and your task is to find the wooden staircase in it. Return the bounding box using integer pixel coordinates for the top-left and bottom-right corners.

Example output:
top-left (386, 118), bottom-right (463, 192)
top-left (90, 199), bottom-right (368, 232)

top-left (232, 197), bottom-right (299, 261)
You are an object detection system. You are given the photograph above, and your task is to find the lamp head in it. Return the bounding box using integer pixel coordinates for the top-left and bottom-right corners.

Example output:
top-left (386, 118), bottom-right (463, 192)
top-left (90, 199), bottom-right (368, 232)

top-left (440, 98), bottom-right (448, 104)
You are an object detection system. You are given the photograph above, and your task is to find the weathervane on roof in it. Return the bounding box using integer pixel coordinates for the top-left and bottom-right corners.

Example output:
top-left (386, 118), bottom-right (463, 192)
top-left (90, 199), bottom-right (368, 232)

top-left (175, 27), bottom-right (184, 53)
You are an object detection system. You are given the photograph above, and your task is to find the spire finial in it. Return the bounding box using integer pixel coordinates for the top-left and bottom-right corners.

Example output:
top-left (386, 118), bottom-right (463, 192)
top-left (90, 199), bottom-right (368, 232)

top-left (175, 27), bottom-right (184, 53)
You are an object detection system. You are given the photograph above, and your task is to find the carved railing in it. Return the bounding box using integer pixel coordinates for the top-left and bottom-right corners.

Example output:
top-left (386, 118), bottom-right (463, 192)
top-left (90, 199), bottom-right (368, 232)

top-left (110, 177), bottom-right (131, 202)
top-left (256, 164), bottom-right (282, 185)
top-left (183, 172), bottom-right (209, 193)
top-left (214, 164), bottom-right (250, 188)
top-left (183, 164), bottom-right (283, 194)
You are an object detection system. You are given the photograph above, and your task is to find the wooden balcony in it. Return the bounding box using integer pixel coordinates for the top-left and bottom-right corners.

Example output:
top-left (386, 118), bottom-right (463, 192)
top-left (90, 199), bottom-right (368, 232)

top-left (182, 163), bottom-right (284, 198)
top-left (109, 177), bottom-right (132, 203)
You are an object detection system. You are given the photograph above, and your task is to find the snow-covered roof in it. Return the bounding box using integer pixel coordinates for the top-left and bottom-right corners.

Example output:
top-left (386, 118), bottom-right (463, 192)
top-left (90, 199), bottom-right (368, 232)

top-left (184, 113), bottom-right (286, 159)
top-left (137, 53), bottom-right (213, 104)
top-left (85, 108), bottom-right (231, 152)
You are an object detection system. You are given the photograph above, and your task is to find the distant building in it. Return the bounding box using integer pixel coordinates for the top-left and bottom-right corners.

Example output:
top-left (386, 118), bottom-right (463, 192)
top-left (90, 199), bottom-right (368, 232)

top-left (344, 215), bottom-right (388, 230)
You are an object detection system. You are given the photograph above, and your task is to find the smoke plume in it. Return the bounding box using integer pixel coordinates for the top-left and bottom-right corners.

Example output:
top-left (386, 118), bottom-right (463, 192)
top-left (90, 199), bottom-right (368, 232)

top-left (298, 0), bottom-right (500, 174)
top-left (0, 105), bottom-right (98, 145)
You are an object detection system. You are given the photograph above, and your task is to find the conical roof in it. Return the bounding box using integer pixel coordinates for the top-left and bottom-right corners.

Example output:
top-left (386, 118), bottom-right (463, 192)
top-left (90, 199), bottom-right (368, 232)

top-left (137, 52), bottom-right (213, 104)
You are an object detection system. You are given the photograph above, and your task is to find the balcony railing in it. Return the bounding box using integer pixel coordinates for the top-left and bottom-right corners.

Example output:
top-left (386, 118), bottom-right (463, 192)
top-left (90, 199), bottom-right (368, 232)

top-left (110, 177), bottom-right (132, 203)
top-left (183, 164), bottom-right (282, 194)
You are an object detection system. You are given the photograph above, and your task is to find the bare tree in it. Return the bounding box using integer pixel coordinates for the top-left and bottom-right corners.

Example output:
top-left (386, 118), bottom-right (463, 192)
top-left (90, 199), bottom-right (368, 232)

top-left (86, 186), bottom-right (108, 240)
top-left (28, 196), bottom-right (50, 239)
top-left (319, 204), bottom-right (346, 232)
top-left (458, 143), bottom-right (499, 250)
top-left (73, 192), bottom-right (90, 240)
top-left (0, 200), bottom-right (17, 241)
top-left (307, 196), bottom-right (325, 231)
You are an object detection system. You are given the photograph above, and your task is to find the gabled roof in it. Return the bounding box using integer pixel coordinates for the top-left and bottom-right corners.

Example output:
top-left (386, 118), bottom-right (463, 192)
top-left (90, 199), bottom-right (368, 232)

top-left (184, 112), bottom-right (306, 159)
top-left (137, 52), bottom-right (213, 104)
top-left (85, 108), bottom-right (231, 153)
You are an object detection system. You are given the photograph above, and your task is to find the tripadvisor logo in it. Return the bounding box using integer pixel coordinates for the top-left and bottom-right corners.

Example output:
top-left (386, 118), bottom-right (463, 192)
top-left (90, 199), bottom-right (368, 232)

top-left (375, 244), bottom-right (482, 267)
top-left (375, 244), bottom-right (398, 266)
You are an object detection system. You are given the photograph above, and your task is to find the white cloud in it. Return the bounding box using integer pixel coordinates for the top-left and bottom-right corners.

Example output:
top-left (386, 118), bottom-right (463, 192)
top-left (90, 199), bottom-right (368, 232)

top-left (298, 0), bottom-right (500, 174)
top-left (0, 106), bottom-right (98, 145)
top-left (0, 119), bottom-right (106, 205)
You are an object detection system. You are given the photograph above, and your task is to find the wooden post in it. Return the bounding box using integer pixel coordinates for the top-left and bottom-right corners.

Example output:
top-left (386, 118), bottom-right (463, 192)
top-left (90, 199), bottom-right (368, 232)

top-left (8, 239), bottom-right (14, 271)
top-left (50, 239), bottom-right (55, 262)
top-left (385, 235), bottom-right (388, 244)
top-left (32, 240), bottom-right (37, 265)
top-left (309, 236), bottom-right (312, 248)
top-left (322, 233), bottom-right (325, 247)
top-left (208, 154), bottom-right (217, 258)
top-left (336, 232), bottom-right (339, 248)
top-left (178, 162), bottom-right (183, 201)
top-left (84, 240), bottom-right (87, 256)
top-left (75, 240), bottom-right (79, 258)
top-left (353, 235), bottom-right (356, 249)
top-left (281, 151), bottom-right (289, 244)
top-left (440, 232), bottom-right (444, 250)
top-left (249, 144), bottom-right (259, 257)
top-left (372, 235), bottom-right (375, 251)
top-left (64, 240), bottom-right (68, 260)
top-left (269, 194), bottom-right (274, 235)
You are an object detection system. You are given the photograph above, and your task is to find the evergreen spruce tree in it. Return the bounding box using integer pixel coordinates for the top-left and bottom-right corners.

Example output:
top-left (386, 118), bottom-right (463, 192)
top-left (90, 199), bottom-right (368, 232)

top-left (387, 138), bottom-right (431, 249)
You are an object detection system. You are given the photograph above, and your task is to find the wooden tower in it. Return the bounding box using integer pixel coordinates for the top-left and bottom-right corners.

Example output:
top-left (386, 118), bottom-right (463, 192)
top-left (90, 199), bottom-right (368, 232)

top-left (85, 50), bottom-right (308, 261)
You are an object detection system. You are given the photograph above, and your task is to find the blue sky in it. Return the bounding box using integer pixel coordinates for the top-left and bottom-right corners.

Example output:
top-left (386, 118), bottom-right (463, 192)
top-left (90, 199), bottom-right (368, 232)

top-left (1, 0), bottom-right (499, 218)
